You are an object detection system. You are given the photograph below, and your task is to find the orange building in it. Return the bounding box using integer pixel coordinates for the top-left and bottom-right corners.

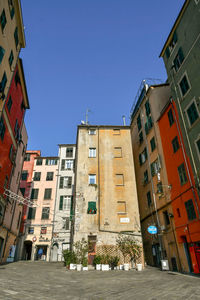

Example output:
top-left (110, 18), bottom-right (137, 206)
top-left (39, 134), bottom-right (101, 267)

top-left (158, 99), bottom-right (200, 274)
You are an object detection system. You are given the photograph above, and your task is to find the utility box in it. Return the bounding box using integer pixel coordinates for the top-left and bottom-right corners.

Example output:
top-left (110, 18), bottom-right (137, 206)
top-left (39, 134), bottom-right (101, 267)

top-left (161, 260), bottom-right (169, 271)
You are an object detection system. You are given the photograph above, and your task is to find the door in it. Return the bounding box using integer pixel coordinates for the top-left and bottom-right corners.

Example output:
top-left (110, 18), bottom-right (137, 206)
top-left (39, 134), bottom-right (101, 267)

top-left (88, 235), bottom-right (97, 265)
top-left (52, 243), bottom-right (58, 262)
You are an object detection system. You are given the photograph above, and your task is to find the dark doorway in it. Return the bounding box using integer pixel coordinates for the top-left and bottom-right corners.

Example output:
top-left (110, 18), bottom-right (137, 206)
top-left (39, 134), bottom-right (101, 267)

top-left (35, 245), bottom-right (47, 261)
top-left (88, 235), bottom-right (97, 265)
top-left (152, 244), bottom-right (161, 267)
top-left (24, 241), bottom-right (32, 260)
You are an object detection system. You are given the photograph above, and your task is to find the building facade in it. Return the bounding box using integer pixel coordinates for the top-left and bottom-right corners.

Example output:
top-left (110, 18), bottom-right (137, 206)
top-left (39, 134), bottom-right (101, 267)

top-left (0, 58), bottom-right (29, 263)
top-left (130, 81), bottom-right (180, 270)
top-left (160, 0), bottom-right (200, 199)
top-left (73, 125), bottom-right (143, 265)
top-left (51, 144), bottom-right (76, 261)
top-left (24, 156), bottom-right (58, 261)
top-left (18, 150), bottom-right (41, 260)
top-left (0, 0), bottom-right (25, 111)
top-left (158, 99), bottom-right (200, 273)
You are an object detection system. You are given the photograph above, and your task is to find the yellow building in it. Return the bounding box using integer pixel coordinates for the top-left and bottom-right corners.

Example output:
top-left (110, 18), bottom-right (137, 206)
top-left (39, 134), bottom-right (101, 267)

top-left (0, 0), bottom-right (25, 110)
top-left (73, 125), bottom-right (143, 265)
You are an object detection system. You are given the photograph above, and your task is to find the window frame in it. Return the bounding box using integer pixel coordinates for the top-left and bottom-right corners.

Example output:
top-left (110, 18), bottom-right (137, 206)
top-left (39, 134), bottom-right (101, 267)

top-left (185, 199), bottom-right (196, 221)
top-left (89, 174), bottom-right (96, 185)
top-left (44, 188), bottom-right (52, 200)
top-left (89, 129), bottom-right (96, 135)
top-left (177, 163), bottom-right (188, 186)
top-left (89, 148), bottom-right (96, 158)
top-left (46, 172), bottom-right (53, 181)
top-left (185, 99), bottom-right (199, 127)
top-left (33, 172), bottom-right (41, 181)
top-left (172, 136), bottom-right (180, 153)
top-left (178, 72), bottom-right (191, 98)
top-left (41, 207), bottom-right (50, 220)
top-left (30, 188), bottom-right (39, 200)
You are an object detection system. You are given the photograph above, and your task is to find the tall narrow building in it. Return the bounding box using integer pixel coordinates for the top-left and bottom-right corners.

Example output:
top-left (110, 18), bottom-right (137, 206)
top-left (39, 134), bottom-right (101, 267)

top-left (73, 125), bottom-right (143, 264)
top-left (51, 144), bottom-right (76, 261)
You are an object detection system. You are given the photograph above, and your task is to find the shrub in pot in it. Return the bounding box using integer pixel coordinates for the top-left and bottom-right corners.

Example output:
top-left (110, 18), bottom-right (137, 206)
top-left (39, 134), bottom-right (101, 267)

top-left (93, 255), bottom-right (102, 270)
top-left (109, 256), bottom-right (120, 270)
top-left (74, 238), bottom-right (89, 271)
top-left (82, 257), bottom-right (88, 271)
top-left (63, 249), bottom-right (77, 269)
top-left (101, 254), bottom-right (110, 271)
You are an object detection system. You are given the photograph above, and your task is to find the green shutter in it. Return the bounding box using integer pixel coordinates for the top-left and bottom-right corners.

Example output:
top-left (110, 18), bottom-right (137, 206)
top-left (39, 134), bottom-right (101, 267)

top-left (61, 159), bottom-right (65, 170)
top-left (178, 47), bottom-right (184, 63)
top-left (68, 177), bottom-right (72, 188)
top-left (165, 47), bottom-right (170, 59)
top-left (139, 154), bottom-right (142, 166)
top-left (88, 202), bottom-right (97, 214)
top-left (59, 177), bottom-right (64, 188)
top-left (59, 196), bottom-right (63, 210)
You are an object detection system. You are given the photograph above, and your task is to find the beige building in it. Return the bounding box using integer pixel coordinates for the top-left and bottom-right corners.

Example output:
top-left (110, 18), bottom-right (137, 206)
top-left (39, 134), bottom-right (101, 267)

top-left (0, 0), bottom-right (25, 111)
top-left (130, 81), bottom-right (180, 270)
top-left (73, 125), bottom-right (143, 264)
top-left (24, 156), bottom-right (58, 261)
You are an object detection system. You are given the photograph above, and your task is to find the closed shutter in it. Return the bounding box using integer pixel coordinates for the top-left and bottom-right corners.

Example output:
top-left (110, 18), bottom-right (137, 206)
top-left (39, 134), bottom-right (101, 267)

top-left (88, 202), bottom-right (97, 214)
top-left (59, 177), bottom-right (64, 188)
top-left (61, 159), bottom-right (65, 170)
top-left (67, 177), bottom-right (72, 188)
top-left (59, 196), bottom-right (63, 210)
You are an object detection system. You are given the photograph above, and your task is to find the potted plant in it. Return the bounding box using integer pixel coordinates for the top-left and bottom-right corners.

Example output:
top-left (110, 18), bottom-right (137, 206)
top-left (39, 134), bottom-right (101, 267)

top-left (116, 234), bottom-right (130, 271)
top-left (101, 254), bottom-right (110, 271)
top-left (74, 238), bottom-right (89, 271)
top-left (109, 256), bottom-right (120, 270)
top-left (82, 257), bottom-right (88, 271)
top-left (126, 238), bottom-right (142, 271)
top-left (63, 249), bottom-right (77, 270)
top-left (93, 255), bottom-right (102, 270)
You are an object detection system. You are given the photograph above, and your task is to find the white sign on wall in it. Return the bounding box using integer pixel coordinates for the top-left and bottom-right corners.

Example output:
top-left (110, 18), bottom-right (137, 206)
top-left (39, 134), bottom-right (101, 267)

top-left (120, 218), bottom-right (130, 223)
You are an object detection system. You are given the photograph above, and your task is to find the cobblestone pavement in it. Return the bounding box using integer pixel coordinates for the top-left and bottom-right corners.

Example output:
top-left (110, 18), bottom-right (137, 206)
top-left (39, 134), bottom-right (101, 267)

top-left (0, 261), bottom-right (200, 300)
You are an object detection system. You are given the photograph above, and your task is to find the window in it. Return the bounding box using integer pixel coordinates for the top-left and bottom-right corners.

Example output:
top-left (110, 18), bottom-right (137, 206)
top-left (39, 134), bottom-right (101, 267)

top-left (168, 109), bottom-right (174, 126)
top-left (7, 96), bottom-right (12, 112)
top-left (45, 159), bottom-right (58, 165)
top-left (21, 170), bottom-right (28, 181)
top-left (9, 144), bottom-right (15, 162)
top-left (0, 72), bottom-right (7, 94)
top-left (172, 136), bottom-right (180, 153)
top-left (87, 202), bottom-right (97, 214)
top-left (196, 138), bottom-right (200, 156)
top-left (113, 129), bottom-right (120, 135)
top-left (173, 47), bottom-right (184, 72)
top-left (157, 182), bottom-right (163, 194)
top-left (40, 226), bottom-right (47, 234)
top-left (33, 172), bottom-right (41, 181)
top-left (144, 116), bottom-right (153, 135)
top-left (63, 217), bottom-right (70, 230)
top-left (41, 207), bottom-right (50, 220)
top-left (89, 129), bottom-right (96, 135)
top-left (187, 102), bottom-right (199, 126)
top-left (144, 170), bottom-right (148, 185)
top-left (0, 9), bottom-right (7, 32)
top-left (44, 188), bottom-right (52, 200)
top-left (24, 153), bottom-right (30, 161)
top-left (59, 176), bottom-right (72, 189)
top-left (0, 117), bottom-right (6, 141)
top-left (145, 100), bottom-right (151, 116)
top-left (185, 199), bottom-right (196, 221)
top-left (114, 147), bottom-right (122, 158)
top-left (167, 31), bottom-right (178, 56)
top-left (163, 211), bottom-right (170, 226)
top-left (59, 196), bottom-right (71, 210)
top-left (8, 50), bottom-right (14, 67)
top-left (177, 208), bottom-right (181, 218)
top-left (89, 148), bottom-right (96, 158)
top-left (178, 163), bottom-right (188, 185)
top-left (46, 172), bottom-right (53, 181)
top-left (8, 0), bottom-right (15, 19)
top-left (179, 75), bottom-right (190, 96)
top-left (61, 159), bottom-right (74, 170)
top-left (28, 227), bottom-right (34, 234)
top-left (89, 174), bottom-right (96, 185)
top-left (14, 27), bottom-right (19, 48)
top-left (66, 147), bottom-right (73, 158)
top-left (0, 46), bottom-right (5, 64)
top-left (36, 158), bottom-right (42, 165)
top-left (139, 148), bottom-right (147, 165)
top-left (147, 191), bottom-right (152, 207)
top-left (115, 174), bottom-right (124, 186)
top-left (117, 201), bottom-right (126, 214)
top-left (150, 137), bottom-right (156, 152)
top-left (137, 114), bottom-right (142, 131)
top-left (150, 159), bottom-right (161, 177)
top-left (30, 188), bottom-right (39, 200)
top-left (27, 207), bottom-right (36, 220)
top-left (20, 188), bottom-right (25, 196)
top-left (139, 131), bottom-right (143, 144)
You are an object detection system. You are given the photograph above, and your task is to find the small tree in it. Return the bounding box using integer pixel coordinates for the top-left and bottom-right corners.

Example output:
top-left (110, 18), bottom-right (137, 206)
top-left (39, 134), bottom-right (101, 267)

top-left (116, 234), bottom-right (130, 263)
top-left (73, 238), bottom-right (89, 264)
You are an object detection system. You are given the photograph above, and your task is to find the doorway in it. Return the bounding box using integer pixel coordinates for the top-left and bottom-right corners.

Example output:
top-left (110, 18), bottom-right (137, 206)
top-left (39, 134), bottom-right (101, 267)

top-left (24, 241), bottom-right (32, 260)
top-left (88, 235), bottom-right (97, 265)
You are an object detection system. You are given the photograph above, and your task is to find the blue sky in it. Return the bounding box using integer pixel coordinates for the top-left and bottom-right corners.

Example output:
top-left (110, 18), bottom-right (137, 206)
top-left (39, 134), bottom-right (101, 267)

top-left (20, 0), bottom-right (184, 156)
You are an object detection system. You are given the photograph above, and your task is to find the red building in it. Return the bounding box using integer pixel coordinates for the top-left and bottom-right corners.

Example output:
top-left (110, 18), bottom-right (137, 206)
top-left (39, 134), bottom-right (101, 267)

top-left (158, 99), bottom-right (200, 274)
top-left (0, 59), bottom-right (29, 262)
